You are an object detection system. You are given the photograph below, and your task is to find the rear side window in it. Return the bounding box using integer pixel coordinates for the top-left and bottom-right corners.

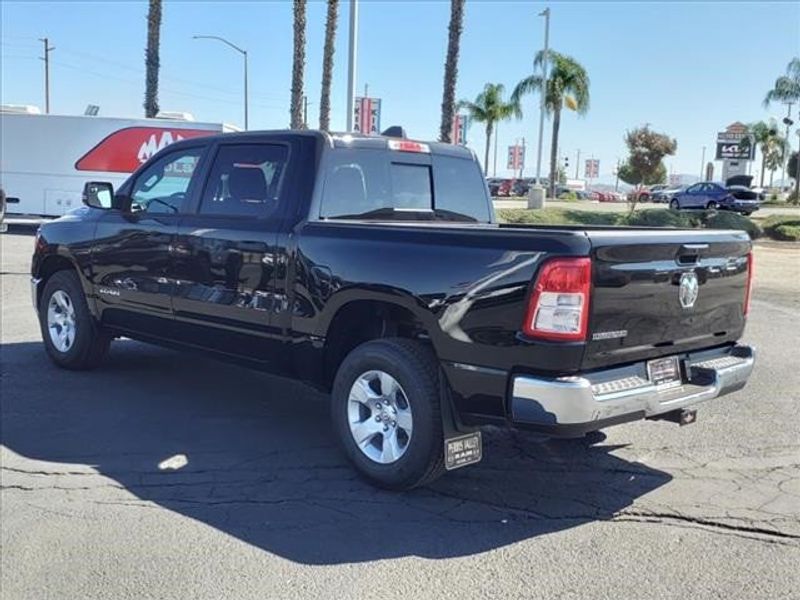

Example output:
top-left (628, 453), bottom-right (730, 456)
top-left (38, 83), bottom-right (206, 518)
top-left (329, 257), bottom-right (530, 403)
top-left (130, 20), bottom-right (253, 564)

top-left (320, 148), bottom-right (490, 222)
top-left (432, 155), bottom-right (491, 222)
top-left (200, 144), bottom-right (288, 217)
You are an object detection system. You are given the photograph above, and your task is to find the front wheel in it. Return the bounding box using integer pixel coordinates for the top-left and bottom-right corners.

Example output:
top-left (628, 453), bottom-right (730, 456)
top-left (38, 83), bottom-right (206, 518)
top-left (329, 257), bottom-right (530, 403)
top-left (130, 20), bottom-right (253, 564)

top-left (331, 338), bottom-right (445, 490)
top-left (706, 201), bottom-right (719, 210)
top-left (39, 270), bottom-right (110, 370)
top-left (669, 199), bottom-right (680, 210)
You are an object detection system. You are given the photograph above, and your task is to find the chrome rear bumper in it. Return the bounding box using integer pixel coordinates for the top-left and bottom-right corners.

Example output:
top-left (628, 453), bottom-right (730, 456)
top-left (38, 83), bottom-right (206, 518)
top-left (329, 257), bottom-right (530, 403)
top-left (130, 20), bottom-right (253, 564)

top-left (511, 344), bottom-right (755, 436)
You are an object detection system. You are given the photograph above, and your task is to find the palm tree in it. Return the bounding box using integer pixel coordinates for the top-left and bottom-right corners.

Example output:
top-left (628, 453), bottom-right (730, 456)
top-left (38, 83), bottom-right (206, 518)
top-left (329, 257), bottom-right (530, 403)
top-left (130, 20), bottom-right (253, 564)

top-left (512, 50), bottom-right (590, 198)
top-left (318, 0), bottom-right (339, 132)
top-left (765, 137), bottom-right (789, 187)
top-left (144, 0), bottom-right (162, 118)
top-left (439, 0), bottom-right (466, 143)
top-left (764, 57), bottom-right (800, 109)
top-left (764, 58), bottom-right (800, 184)
top-left (290, 0), bottom-right (307, 129)
top-left (744, 120), bottom-right (784, 187)
top-left (458, 83), bottom-right (521, 173)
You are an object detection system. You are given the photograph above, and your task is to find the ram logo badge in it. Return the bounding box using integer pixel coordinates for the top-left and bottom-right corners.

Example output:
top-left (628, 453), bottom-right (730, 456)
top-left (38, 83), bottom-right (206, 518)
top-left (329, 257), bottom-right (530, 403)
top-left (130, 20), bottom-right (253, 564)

top-left (679, 271), bottom-right (699, 309)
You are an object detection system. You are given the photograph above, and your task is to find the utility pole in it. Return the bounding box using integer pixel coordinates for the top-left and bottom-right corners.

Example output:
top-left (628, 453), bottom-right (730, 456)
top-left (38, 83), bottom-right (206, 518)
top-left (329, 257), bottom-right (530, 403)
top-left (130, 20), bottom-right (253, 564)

top-left (614, 158), bottom-right (620, 192)
top-left (303, 95), bottom-right (308, 128)
top-left (575, 149), bottom-right (580, 180)
top-left (39, 37), bottom-right (55, 114)
top-left (346, 0), bottom-right (359, 132)
top-left (700, 145), bottom-right (706, 180)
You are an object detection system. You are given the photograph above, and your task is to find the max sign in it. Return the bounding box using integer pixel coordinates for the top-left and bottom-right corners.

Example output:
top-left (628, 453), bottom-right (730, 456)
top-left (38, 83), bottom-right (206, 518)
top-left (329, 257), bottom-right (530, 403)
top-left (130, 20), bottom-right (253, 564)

top-left (75, 127), bottom-right (215, 173)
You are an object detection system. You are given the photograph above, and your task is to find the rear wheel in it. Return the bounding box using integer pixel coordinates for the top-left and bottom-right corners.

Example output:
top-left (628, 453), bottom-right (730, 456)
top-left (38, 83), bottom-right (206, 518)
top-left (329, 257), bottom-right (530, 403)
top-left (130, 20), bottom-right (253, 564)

top-left (39, 270), bottom-right (110, 370)
top-left (669, 199), bottom-right (680, 210)
top-left (706, 201), bottom-right (719, 210)
top-left (331, 338), bottom-right (445, 490)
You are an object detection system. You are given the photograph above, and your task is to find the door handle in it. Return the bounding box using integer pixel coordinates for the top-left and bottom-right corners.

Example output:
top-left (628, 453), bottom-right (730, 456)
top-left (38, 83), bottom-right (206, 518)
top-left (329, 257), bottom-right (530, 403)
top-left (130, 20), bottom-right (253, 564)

top-left (169, 242), bottom-right (191, 256)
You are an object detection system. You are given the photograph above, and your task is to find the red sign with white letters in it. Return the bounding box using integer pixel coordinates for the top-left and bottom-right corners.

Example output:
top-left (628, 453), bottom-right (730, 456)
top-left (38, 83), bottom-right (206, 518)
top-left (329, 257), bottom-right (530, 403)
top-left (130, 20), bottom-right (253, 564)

top-left (74, 127), bottom-right (216, 173)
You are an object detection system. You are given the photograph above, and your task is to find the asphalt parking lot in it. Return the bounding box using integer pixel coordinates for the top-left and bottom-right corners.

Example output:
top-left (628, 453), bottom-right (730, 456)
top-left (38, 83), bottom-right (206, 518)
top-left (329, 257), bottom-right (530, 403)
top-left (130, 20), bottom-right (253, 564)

top-left (1, 228), bottom-right (798, 599)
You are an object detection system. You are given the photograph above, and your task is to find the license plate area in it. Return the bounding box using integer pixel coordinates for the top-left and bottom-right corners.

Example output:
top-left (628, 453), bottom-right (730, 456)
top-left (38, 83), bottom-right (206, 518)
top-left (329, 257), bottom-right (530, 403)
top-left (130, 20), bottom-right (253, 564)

top-left (444, 432), bottom-right (482, 471)
top-left (647, 355), bottom-right (682, 390)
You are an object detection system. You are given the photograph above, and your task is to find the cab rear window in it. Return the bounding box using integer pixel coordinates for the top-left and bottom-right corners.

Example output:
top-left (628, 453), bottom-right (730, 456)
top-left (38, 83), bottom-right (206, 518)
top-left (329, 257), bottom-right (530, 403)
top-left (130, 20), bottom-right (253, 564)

top-left (320, 148), bottom-right (491, 222)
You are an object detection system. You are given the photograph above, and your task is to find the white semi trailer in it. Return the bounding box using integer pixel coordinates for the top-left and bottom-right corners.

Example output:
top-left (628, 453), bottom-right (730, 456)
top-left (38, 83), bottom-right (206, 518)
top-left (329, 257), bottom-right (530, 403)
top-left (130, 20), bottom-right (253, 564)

top-left (0, 108), bottom-right (235, 221)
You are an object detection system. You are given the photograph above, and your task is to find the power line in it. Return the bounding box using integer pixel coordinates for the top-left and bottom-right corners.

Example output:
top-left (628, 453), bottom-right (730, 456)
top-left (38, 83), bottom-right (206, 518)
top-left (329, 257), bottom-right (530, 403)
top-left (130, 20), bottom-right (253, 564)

top-left (50, 60), bottom-right (285, 110)
top-left (55, 46), bottom-right (286, 101)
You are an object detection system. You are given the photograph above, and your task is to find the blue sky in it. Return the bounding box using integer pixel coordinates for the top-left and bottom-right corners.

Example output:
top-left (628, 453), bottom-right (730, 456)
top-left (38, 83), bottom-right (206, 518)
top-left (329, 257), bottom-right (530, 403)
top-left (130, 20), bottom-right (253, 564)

top-left (2, 1), bottom-right (799, 182)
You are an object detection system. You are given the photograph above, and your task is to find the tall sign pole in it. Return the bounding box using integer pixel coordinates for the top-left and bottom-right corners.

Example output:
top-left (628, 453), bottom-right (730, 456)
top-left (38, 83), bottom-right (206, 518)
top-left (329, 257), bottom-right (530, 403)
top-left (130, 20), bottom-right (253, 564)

top-left (534, 8), bottom-right (550, 184)
top-left (346, 0), bottom-right (359, 132)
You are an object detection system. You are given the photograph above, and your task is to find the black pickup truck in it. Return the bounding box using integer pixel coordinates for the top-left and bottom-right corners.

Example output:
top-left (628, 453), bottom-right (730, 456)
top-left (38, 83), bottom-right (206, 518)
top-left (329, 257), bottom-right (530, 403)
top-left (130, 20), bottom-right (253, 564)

top-left (31, 130), bottom-right (755, 489)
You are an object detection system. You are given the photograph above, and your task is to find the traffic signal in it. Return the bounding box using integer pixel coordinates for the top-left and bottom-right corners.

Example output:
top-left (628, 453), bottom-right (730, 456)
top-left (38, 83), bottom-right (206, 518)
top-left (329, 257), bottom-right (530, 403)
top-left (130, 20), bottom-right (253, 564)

top-left (563, 156), bottom-right (569, 168)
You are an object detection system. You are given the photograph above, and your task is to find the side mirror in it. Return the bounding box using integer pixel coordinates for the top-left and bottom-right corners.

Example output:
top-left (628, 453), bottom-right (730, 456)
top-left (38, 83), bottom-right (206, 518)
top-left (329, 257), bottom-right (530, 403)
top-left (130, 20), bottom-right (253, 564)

top-left (82, 181), bottom-right (114, 209)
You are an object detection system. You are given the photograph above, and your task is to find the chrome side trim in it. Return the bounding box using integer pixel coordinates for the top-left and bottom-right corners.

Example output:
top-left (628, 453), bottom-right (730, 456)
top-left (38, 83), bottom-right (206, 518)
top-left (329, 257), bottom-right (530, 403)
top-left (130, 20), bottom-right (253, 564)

top-left (511, 345), bottom-right (755, 427)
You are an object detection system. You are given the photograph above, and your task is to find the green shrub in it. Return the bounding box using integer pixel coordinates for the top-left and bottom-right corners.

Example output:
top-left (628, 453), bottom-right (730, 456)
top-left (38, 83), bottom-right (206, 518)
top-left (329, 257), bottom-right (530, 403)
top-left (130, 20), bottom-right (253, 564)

top-left (761, 214), bottom-right (800, 239)
top-left (701, 210), bottom-right (762, 239)
top-left (496, 208), bottom-right (618, 226)
top-left (561, 210), bottom-right (619, 225)
top-left (622, 209), bottom-right (698, 228)
top-left (773, 224), bottom-right (800, 241)
top-left (558, 191), bottom-right (578, 201)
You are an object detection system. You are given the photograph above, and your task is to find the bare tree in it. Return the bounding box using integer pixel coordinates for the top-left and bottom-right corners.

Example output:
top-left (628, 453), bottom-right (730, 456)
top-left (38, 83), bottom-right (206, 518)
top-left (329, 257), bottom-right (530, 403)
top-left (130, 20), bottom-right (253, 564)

top-left (438, 0), bottom-right (465, 143)
top-left (319, 0), bottom-right (339, 132)
top-left (290, 0), bottom-right (307, 129)
top-left (144, 0), bottom-right (162, 118)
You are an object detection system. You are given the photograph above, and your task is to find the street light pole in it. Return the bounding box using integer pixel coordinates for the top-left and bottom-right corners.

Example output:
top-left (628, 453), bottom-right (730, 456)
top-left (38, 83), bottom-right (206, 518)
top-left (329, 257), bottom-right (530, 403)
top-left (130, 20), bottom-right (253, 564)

top-left (193, 35), bottom-right (248, 130)
top-left (346, 0), bottom-right (359, 132)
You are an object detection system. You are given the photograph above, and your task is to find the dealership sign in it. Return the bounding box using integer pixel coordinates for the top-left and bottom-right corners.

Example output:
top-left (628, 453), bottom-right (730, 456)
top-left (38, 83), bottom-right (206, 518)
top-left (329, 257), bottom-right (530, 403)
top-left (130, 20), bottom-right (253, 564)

top-left (715, 122), bottom-right (755, 161)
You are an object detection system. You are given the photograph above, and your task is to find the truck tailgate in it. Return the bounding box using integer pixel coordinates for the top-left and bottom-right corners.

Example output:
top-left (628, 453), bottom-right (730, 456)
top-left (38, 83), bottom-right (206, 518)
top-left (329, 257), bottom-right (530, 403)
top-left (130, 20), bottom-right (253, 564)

top-left (583, 229), bottom-right (751, 370)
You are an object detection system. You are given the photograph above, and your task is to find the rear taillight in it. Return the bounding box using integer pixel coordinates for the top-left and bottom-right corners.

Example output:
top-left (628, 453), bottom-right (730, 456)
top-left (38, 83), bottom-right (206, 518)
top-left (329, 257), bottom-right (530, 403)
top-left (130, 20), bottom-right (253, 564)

top-left (523, 257), bottom-right (591, 341)
top-left (744, 252), bottom-right (753, 316)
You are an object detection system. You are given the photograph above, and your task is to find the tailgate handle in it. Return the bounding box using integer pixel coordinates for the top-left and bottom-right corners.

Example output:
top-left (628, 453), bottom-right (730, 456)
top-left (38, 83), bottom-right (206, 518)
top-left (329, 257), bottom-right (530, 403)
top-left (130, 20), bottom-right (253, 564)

top-left (678, 243), bottom-right (707, 265)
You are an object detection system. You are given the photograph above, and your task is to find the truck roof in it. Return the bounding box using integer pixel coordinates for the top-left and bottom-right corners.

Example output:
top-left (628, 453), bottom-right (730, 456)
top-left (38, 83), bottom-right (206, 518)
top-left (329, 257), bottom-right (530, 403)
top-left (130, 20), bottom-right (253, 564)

top-left (165, 129), bottom-right (477, 160)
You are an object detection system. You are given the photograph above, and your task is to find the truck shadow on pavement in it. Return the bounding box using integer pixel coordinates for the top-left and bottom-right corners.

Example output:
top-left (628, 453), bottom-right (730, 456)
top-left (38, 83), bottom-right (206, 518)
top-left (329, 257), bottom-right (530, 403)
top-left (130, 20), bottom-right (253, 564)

top-left (1, 340), bottom-right (672, 565)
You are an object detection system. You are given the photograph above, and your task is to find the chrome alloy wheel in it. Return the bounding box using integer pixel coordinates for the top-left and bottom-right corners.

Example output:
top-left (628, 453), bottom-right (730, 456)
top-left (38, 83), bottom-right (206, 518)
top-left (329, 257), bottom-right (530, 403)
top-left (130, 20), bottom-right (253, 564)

top-left (347, 370), bottom-right (413, 464)
top-left (47, 290), bottom-right (77, 353)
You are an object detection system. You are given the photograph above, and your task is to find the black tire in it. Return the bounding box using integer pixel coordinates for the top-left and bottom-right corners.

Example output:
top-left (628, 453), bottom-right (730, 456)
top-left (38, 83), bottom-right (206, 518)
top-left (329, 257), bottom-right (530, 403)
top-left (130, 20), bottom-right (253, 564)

top-left (331, 338), bottom-right (445, 490)
top-left (39, 270), bottom-right (110, 370)
top-left (707, 201), bottom-right (718, 210)
top-left (669, 199), bottom-right (680, 210)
